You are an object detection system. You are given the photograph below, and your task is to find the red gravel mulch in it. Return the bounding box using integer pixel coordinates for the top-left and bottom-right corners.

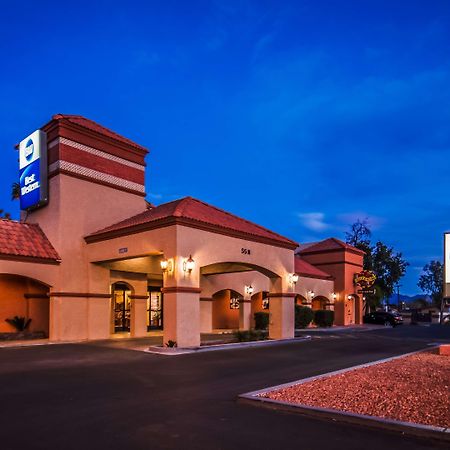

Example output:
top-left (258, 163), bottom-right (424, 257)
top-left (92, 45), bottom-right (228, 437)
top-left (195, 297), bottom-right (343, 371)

top-left (262, 352), bottom-right (450, 428)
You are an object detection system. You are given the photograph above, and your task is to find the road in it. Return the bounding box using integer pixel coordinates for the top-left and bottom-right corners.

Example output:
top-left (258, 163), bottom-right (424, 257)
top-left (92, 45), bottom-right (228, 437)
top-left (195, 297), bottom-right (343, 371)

top-left (0, 325), bottom-right (448, 450)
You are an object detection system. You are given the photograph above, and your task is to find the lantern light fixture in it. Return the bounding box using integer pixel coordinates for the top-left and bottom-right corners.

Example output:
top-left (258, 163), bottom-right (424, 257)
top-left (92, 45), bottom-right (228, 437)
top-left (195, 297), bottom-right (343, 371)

top-left (183, 255), bottom-right (195, 273)
top-left (309, 290), bottom-right (315, 299)
top-left (289, 273), bottom-right (299, 285)
top-left (160, 258), bottom-right (173, 273)
top-left (245, 285), bottom-right (254, 296)
top-left (332, 292), bottom-right (338, 300)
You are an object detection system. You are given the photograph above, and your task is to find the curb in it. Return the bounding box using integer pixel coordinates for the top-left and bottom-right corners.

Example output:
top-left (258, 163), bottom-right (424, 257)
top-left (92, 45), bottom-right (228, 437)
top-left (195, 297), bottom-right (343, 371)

top-left (146, 335), bottom-right (312, 356)
top-left (238, 346), bottom-right (449, 442)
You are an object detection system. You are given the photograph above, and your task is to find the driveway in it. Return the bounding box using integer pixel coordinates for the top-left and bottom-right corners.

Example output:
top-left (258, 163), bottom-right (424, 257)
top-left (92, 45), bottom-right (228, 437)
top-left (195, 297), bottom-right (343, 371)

top-left (0, 326), bottom-right (448, 450)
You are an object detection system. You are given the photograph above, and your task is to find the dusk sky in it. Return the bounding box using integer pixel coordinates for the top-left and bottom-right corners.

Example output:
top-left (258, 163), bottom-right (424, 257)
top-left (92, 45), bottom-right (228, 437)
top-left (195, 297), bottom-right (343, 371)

top-left (1, 1), bottom-right (449, 294)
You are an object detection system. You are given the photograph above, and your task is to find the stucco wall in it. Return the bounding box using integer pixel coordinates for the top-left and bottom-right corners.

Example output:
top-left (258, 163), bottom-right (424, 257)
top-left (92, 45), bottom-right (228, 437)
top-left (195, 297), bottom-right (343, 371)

top-left (0, 275), bottom-right (49, 334)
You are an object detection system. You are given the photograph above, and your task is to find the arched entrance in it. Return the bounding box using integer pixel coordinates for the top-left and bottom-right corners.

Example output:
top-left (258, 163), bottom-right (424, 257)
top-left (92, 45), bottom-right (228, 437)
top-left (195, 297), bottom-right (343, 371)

top-left (111, 282), bottom-right (133, 333)
top-left (312, 296), bottom-right (328, 311)
top-left (0, 274), bottom-right (50, 336)
top-left (212, 289), bottom-right (243, 330)
top-left (295, 294), bottom-right (308, 306)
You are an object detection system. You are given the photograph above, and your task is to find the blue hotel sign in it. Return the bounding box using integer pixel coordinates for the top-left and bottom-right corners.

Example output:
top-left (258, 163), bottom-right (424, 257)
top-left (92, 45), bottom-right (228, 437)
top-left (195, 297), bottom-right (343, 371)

top-left (19, 130), bottom-right (48, 211)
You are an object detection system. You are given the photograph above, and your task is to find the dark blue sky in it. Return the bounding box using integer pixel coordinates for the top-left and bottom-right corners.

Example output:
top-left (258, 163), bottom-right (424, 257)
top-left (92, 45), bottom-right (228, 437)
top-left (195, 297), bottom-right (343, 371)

top-left (1, 1), bottom-right (449, 294)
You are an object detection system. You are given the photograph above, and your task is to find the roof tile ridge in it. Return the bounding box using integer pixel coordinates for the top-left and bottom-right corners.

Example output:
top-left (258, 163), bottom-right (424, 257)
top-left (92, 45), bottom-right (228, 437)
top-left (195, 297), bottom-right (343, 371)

top-left (171, 197), bottom-right (192, 217)
top-left (27, 222), bottom-right (61, 260)
top-left (55, 114), bottom-right (148, 151)
top-left (186, 197), bottom-right (297, 244)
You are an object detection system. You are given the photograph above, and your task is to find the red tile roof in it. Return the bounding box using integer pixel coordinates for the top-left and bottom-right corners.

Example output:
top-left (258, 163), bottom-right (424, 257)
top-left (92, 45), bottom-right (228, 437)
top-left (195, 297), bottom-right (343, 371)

top-left (297, 237), bottom-right (365, 255)
top-left (0, 219), bottom-right (60, 263)
top-left (295, 256), bottom-right (333, 280)
top-left (86, 197), bottom-right (298, 249)
top-left (51, 114), bottom-right (148, 153)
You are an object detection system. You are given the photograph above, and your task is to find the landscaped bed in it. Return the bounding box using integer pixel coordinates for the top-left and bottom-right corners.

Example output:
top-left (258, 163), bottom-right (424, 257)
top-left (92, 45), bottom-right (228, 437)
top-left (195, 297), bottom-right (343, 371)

top-left (261, 351), bottom-right (450, 429)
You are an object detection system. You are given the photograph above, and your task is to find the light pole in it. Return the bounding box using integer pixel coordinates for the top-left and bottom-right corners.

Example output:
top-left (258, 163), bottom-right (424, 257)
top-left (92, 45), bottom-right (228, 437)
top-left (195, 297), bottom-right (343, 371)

top-left (396, 283), bottom-right (402, 311)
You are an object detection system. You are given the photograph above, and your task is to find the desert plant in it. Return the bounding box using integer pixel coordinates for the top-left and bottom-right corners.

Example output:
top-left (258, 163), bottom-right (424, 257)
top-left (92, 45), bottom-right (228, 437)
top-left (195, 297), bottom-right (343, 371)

top-left (254, 312), bottom-right (269, 330)
top-left (5, 316), bottom-right (32, 332)
top-left (295, 305), bottom-right (314, 328)
top-left (165, 340), bottom-right (177, 348)
top-left (313, 310), bottom-right (334, 327)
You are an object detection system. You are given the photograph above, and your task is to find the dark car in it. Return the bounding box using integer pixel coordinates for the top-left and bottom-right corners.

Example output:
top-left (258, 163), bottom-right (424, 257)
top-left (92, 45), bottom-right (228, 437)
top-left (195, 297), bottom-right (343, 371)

top-left (363, 311), bottom-right (403, 327)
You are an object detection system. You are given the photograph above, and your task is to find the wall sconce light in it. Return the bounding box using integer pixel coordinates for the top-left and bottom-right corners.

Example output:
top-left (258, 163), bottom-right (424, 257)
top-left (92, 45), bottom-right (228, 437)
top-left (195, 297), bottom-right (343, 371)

top-left (160, 258), bottom-right (173, 273)
top-left (245, 285), bottom-right (254, 296)
top-left (309, 291), bottom-right (315, 299)
top-left (289, 273), bottom-right (299, 285)
top-left (348, 295), bottom-right (354, 300)
top-left (332, 292), bottom-right (338, 300)
top-left (183, 255), bottom-right (195, 273)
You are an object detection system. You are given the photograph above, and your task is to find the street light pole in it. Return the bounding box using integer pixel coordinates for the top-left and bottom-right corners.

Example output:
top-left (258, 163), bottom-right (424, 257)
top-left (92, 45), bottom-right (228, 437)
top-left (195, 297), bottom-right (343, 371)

top-left (396, 283), bottom-right (402, 311)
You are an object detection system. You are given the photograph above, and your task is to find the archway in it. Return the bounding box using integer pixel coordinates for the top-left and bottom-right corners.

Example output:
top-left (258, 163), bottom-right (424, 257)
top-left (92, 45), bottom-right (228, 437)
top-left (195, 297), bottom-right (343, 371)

top-left (111, 282), bottom-right (134, 333)
top-left (212, 289), bottom-right (243, 330)
top-left (312, 296), bottom-right (328, 311)
top-left (295, 294), bottom-right (308, 306)
top-left (0, 274), bottom-right (50, 336)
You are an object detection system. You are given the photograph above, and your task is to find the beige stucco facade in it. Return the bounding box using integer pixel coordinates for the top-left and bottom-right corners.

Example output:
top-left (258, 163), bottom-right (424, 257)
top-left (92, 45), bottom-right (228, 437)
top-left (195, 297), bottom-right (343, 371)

top-left (0, 114), bottom-right (364, 347)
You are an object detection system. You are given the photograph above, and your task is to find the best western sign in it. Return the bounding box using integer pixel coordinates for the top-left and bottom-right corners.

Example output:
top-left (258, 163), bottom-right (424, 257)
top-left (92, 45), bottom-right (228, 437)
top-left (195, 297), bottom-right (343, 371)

top-left (19, 130), bottom-right (48, 211)
top-left (445, 232), bottom-right (450, 299)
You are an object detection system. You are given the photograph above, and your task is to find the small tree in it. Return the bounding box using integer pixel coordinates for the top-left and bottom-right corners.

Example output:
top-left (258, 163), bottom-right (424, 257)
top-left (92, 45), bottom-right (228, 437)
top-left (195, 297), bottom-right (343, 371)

top-left (11, 182), bottom-right (20, 201)
top-left (0, 209), bottom-right (11, 220)
top-left (418, 260), bottom-right (444, 321)
top-left (345, 219), bottom-right (373, 269)
top-left (346, 220), bottom-right (409, 311)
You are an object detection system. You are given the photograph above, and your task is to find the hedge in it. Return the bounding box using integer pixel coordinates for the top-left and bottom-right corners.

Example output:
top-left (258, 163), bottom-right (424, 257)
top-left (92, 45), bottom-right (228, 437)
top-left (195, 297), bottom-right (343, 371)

top-left (314, 309), bottom-right (334, 327)
top-left (254, 312), bottom-right (269, 330)
top-left (295, 305), bottom-right (314, 328)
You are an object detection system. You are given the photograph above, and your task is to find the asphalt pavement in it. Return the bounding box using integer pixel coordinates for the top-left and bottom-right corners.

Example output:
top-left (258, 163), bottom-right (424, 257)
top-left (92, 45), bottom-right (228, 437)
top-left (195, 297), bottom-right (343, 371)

top-left (0, 325), bottom-right (448, 450)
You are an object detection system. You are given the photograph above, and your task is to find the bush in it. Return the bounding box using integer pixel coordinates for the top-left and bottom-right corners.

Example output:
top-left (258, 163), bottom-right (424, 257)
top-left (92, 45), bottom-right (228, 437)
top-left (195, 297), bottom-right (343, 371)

top-left (5, 316), bottom-right (31, 332)
top-left (254, 312), bottom-right (269, 330)
top-left (295, 305), bottom-right (314, 328)
top-left (314, 310), bottom-right (334, 327)
top-left (233, 329), bottom-right (266, 342)
top-left (165, 340), bottom-right (177, 347)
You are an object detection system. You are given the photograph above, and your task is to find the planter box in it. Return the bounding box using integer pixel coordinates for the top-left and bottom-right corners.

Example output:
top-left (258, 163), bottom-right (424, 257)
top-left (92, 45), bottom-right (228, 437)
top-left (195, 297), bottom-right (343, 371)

top-left (0, 331), bottom-right (46, 341)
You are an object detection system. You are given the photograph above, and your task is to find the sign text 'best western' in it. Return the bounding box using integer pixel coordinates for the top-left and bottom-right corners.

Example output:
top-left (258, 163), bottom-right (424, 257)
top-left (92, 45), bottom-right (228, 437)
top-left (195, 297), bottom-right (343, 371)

top-left (19, 130), bottom-right (48, 210)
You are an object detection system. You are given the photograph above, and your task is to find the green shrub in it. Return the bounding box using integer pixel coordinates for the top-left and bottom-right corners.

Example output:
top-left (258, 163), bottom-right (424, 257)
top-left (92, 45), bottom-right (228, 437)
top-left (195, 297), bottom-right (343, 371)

top-left (233, 329), bottom-right (266, 342)
top-left (254, 312), bottom-right (269, 330)
top-left (5, 316), bottom-right (31, 332)
top-left (295, 305), bottom-right (314, 328)
top-left (165, 340), bottom-right (177, 347)
top-left (314, 310), bottom-right (334, 327)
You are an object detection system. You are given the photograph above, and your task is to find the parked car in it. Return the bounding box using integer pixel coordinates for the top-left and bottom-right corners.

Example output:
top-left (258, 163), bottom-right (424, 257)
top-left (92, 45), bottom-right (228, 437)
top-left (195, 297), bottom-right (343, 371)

top-left (363, 311), bottom-right (403, 327)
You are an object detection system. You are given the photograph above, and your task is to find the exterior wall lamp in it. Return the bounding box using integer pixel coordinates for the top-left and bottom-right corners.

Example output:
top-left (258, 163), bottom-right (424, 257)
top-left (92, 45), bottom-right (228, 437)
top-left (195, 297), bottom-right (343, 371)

top-left (309, 290), bottom-right (315, 299)
top-left (332, 292), bottom-right (338, 300)
top-left (245, 285), bottom-right (254, 296)
top-left (347, 295), bottom-right (354, 300)
top-left (289, 273), bottom-right (299, 286)
top-left (183, 255), bottom-right (195, 273)
top-left (160, 258), bottom-right (173, 273)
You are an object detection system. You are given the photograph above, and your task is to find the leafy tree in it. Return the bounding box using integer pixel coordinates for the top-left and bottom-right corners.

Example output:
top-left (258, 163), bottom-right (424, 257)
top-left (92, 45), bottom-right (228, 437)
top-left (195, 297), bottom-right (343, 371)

top-left (345, 219), bottom-right (372, 268)
top-left (11, 182), bottom-right (20, 201)
top-left (371, 241), bottom-right (408, 300)
top-left (418, 261), bottom-right (443, 310)
top-left (0, 209), bottom-right (11, 220)
top-left (346, 221), bottom-right (409, 310)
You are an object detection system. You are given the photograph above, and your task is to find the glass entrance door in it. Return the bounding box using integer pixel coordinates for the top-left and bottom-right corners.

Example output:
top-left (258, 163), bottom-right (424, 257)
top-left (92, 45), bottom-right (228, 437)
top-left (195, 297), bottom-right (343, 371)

top-left (113, 284), bottom-right (131, 332)
top-left (147, 289), bottom-right (163, 330)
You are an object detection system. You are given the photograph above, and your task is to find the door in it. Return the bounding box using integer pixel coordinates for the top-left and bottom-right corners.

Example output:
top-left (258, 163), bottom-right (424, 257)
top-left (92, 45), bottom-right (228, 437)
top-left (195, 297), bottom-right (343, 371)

top-left (113, 284), bottom-right (131, 332)
top-left (147, 289), bottom-right (163, 330)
